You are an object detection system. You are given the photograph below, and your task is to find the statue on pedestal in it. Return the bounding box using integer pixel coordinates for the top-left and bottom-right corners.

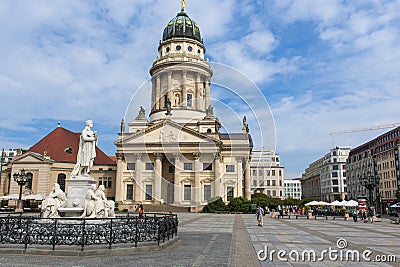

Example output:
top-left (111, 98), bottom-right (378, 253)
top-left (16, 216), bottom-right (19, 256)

top-left (42, 183), bottom-right (67, 218)
top-left (71, 120), bottom-right (98, 178)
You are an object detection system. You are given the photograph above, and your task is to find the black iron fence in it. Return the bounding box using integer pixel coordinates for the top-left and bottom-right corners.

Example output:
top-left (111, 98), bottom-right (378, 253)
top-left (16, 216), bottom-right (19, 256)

top-left (0, 213), bottom-right (178, 251)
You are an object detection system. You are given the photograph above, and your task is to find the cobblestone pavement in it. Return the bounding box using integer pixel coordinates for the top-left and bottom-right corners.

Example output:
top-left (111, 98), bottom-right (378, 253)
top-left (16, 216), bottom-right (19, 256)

top-left (0, 214), bottom-right (399, 267)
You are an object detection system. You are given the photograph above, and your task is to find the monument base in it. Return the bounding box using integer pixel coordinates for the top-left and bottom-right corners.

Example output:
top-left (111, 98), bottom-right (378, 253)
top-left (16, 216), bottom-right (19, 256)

top-left (66, 176), bottom-right (97, 211)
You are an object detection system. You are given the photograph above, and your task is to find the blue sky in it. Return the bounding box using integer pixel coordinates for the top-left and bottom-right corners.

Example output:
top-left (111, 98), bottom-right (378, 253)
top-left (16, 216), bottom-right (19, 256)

top-left (0, 0), bottom-right (399, 178)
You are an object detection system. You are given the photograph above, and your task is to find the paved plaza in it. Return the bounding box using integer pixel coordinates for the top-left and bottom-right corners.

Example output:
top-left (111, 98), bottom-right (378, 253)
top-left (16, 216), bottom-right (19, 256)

top-left (0, 214), bottom-right (399, 266)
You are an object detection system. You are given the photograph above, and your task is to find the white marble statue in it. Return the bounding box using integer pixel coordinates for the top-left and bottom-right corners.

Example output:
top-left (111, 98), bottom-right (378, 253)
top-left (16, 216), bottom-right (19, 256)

top-left (42, 183), bottom-right (67, 218)
top-left (71, 120), bottom-right (98, 178)
top-left (80, 184), bottom-right (99, 218)
top-left (95, 185), bottom-right (115, 218)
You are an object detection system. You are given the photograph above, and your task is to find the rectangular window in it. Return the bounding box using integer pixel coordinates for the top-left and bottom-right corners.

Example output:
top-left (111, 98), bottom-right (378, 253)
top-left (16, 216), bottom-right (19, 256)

top-left (227, 186), bottom-right (234, 202)
top-left (333, 165), bottom-right (339, 170)
top-left (258, 170), bottom-right (263, 176)
top-left (98, 177), bottom-right (103, 186)
top-left (252, 170), bottom-right (257, 176)
top-left (267, 180), bottom-right (270, 186)
top-left (203, 163), bottom-right (212, 171)
top-left (126, 184), bottom-right (133, 200)
top-left (107, 177), bottom-right (112, 188)
top-left (187, 94), bottom-right (193, 107)
top-left (272, 190), bottom-right (276, 197)
top-left (332, 172), bottom-right (338, 177)
top-left (272, 170), bottom-right (275, 176)
top-left (169, 166), bottom-right (175, 173)
top-left (267, 170), bottom-right (270, 176)
top-left (127, 163), bottom-right (135, 170)
top-left (332, 180), bottom-right (339, 185)
top-left (184, 185), bottom-right (192, 201)
top-left (204, 185), bottom-right (211, 201)
top-left (145, 163), bottom-right (154, 170)
top-left (184, 162), bottom-right (193, 171)
top-left (279, 170), bottom-right (282, 176)
top-left (253, 180), bottom-right (257, 186)
top-left (145, 185), bottom-right (153, 200)
top-left (226, 165), bottom-right (235, 172)
top-left (272, 180), bottom-right (276, 186)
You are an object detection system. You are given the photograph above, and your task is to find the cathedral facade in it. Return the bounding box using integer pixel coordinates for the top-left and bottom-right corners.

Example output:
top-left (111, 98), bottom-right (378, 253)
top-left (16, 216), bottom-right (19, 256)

top-left (114, 5), bottom-right (253, 211)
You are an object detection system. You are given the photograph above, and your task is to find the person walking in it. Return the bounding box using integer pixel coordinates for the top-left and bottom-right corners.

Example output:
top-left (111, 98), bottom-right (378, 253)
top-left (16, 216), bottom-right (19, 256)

top-left (139, 204), bottom-right (144, 218)
top-left (256, 206), bottom-right (264, 226)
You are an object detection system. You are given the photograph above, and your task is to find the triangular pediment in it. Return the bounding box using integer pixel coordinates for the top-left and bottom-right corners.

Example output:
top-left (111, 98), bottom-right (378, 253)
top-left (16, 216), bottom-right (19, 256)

top-left (12, 152), bottom-right (54, 163)
top-left (116, 120), bottom-right (221, 146)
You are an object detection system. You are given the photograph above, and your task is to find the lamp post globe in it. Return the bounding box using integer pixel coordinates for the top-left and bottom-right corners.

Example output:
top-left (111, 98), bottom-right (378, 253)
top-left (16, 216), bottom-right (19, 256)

top-left (13, 169), bottom-right (31, 212)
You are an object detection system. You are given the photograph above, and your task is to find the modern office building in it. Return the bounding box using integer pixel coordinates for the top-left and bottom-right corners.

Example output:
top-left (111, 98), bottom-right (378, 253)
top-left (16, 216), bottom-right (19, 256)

top-left (250, 149), bottom-right (284, 199)
top-left (284, 179), bottom-right (301, 200)
top-left (320, 147), bottom-right (350, 202)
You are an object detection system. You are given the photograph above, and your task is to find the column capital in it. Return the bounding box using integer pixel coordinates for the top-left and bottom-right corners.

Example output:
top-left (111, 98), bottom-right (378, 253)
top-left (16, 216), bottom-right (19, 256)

top-left (154, 152), bottom-right (163, 159)
top-left (173, 152), bottom-right (183, 160)
top-left (135, 153), bottom-right (143, 161)
top-left (116, 153), bottom-right (125, 161)
top-left (214, 152), bottom-right (223, 162)
top-left (236, 156), bottom-right (244, 163)
top-left (193, 152), bottom-right (201, 160)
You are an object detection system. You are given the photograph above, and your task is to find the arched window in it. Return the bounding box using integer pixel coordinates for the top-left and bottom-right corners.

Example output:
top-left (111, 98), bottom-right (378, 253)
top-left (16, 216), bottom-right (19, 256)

top-left (57, 173), bottom-right (66, 191)
top-left (26, 172), bottom-right (33, 190)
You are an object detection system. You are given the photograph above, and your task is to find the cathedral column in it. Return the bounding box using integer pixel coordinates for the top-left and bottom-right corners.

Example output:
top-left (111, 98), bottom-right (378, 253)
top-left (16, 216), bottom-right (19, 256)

top-left (167, 71), bottom-right (173, 106)
top-left (156, 75), bottom-right (161, 109)
top-left (154, 153), bottom-right (163, 202)
top-left (182, 70), bottom-right (187, 107)
top-left (196, 73), bottom-right (201, 110)
top-left (134, 153), bottom-right (142, 202)
top-left (174, 153), bottom-right (182, 204)
top-left (115, 153), bottom-right (124, 203)
top-left (244, 157), bottom-right (251, 200)
top-left (205, 79), bottom-right (210, 109)
top-left (214, 153), bottom-right (222, 197)
top-left (193, 152), bottom-right (201, 203)
top-left (236, 157), bottom-right (243, 197)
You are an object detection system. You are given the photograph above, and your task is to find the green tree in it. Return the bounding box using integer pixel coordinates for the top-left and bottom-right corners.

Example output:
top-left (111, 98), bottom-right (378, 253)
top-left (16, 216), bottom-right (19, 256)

top-left (227, 197), bottom-right (251, 213)
top-left (206, 197), bottom-right (226, 212)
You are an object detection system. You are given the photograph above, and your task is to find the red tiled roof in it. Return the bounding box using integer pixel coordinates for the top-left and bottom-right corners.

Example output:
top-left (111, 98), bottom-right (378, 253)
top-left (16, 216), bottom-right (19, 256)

top-left (27, 127), bottom-right (115, 165)
top-left (109, 156), bottom-right (117, 163)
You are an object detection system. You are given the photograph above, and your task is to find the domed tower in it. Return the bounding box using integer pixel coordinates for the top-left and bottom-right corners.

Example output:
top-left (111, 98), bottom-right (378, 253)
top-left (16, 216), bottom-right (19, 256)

top-left (149, 2), bottom-right (213, 124)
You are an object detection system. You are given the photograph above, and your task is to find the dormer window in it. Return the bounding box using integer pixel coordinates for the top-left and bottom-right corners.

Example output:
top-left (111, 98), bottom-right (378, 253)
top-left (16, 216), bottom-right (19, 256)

top-left (187, 94), bottom-right (192, 107)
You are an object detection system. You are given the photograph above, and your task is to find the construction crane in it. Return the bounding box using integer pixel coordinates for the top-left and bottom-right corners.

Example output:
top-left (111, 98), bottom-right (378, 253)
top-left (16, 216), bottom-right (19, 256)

top-left (330, 123), bottom-right (400, 135)
top-left (329, 123), bottom-right (400, 148)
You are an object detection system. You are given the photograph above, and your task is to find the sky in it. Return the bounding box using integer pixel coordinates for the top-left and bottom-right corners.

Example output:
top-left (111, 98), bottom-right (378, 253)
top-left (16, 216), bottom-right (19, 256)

top-left (0, 0), bottom-right (399, 178)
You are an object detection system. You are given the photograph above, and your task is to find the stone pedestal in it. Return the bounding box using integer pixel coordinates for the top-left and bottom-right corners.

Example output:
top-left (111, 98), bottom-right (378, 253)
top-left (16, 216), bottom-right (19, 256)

top-left (66, 176), bottom-right (97, 209)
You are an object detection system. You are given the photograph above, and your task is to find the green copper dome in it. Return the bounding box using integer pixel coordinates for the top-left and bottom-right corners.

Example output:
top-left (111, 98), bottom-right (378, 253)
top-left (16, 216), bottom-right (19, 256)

top-left (162, 12), bottom-right (202, 43)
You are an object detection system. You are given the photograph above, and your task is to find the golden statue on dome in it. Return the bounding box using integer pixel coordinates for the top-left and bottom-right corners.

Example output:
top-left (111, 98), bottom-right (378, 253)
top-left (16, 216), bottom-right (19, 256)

top-left (181, 0), bottom-right (185, 12)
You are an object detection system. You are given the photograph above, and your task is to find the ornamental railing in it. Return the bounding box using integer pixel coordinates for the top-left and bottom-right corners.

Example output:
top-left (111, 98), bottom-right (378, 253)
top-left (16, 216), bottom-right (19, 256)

top-left (0, 213), bottom-right (178, 251)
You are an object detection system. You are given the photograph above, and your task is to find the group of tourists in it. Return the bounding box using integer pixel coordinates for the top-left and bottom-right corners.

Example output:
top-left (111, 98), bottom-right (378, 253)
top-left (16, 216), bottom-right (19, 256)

top-left (350, 206), bottom-right (375, 223)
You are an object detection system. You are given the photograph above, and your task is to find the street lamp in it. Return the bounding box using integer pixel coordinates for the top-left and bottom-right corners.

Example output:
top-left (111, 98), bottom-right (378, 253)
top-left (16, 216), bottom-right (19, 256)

top-left (359, 170), bottom-right (380, 208)
top-left (13, 169), bottom-right (31, 212)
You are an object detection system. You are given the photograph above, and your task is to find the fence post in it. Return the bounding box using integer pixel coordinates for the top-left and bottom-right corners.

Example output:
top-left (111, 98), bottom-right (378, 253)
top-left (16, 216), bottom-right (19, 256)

top-left (81, 219), bottom-right (86, 251)
top-left (135, 216), bottom-right (138, 247)
top-left (109, 218), bottom-right (113, 249)
top-left (52, 219), bottom-right (57, 250)
top-left (24, 217), bottom-right (29, 250)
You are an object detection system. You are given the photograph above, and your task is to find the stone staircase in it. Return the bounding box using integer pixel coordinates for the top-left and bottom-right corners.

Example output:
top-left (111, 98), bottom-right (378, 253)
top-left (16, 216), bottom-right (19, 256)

top-left (142, 204), bottom-right (192, 213)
